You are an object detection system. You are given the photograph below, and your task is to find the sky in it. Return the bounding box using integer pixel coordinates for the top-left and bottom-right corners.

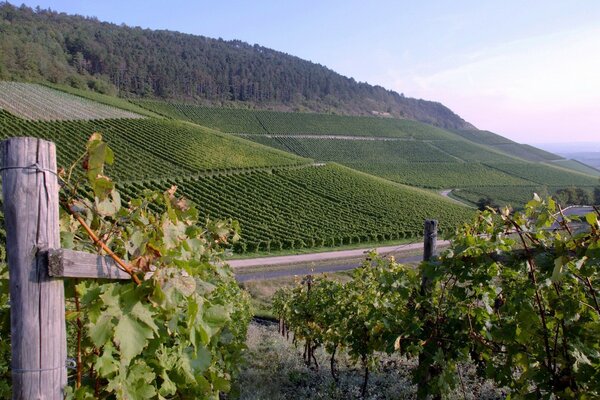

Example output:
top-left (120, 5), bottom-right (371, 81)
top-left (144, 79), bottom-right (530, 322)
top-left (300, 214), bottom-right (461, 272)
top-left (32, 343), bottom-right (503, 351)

top-left (15, 0), bottom-right (600, 144)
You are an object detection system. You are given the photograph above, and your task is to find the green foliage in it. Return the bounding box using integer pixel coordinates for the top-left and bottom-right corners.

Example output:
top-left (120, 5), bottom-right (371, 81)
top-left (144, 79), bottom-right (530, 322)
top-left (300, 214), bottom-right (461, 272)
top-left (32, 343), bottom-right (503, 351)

top-left (133, 101), bottom-right (459, 139)
top-left (274, 197), bottom-right (600, 398)
top-left (486, 162), bottom-right (598, 187)
top-left (0, 135), bottom-right (252, 398)
top-left (63, 136), bottom-right (251, 399)
top-left (0, 109), bottom-right (308, 181)
top-left (119, 164), bottom-right (475, 253)
top-left (554, 187), bottom-right (592, 205)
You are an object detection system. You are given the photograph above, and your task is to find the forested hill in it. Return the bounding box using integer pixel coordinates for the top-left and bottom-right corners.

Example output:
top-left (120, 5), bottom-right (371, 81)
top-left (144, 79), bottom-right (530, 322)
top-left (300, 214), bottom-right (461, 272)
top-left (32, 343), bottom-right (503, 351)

top-left (0, 2), bottom-right (474, 130)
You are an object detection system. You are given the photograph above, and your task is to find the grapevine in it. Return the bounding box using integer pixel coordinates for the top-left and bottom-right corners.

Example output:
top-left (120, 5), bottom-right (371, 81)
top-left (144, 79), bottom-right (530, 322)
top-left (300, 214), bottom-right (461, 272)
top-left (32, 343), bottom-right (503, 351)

top-left (1, 133), bottom-right (253, 398)
top-left (274, 196), bottom-right (600, 398)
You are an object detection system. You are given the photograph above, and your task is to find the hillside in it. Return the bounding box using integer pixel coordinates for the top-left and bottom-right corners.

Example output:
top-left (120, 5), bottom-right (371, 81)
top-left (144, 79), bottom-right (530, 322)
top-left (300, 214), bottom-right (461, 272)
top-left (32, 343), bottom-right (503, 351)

top-left (134, 101), bottom-right (599, 205)
top-left (0, 82), bottom-right (479, 253)
top-left (0, 2), bottom-right (472, 130)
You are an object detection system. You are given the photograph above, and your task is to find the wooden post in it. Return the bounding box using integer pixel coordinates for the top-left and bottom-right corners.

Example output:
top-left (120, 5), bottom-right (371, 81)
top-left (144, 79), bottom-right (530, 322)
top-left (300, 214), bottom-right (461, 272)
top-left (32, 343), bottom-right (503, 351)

top-left (418, 219), bottom-right (440, 400)
top-left (1, 137), bottom-right (66, 399)
top-left (423, 219), bottom-right (438, 262)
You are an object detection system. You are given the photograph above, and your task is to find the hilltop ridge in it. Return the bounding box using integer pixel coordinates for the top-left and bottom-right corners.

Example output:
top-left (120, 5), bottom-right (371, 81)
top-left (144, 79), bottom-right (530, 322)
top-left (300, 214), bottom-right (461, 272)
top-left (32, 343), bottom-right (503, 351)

top-left (0, 2), bottom-right (473, 130)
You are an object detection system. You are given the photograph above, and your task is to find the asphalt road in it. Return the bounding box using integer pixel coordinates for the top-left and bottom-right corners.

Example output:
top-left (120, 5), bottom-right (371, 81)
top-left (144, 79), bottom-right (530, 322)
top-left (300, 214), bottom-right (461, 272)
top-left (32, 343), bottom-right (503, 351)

top-left (234, 253), bottom-right (423, 282)
top-left (228, 241), bottom-right (442, 269)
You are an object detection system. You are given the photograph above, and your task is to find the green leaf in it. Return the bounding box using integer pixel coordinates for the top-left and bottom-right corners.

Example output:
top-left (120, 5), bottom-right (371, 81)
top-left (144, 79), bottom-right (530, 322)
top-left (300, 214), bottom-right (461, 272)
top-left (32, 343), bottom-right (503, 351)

top-left (89, 313), bottom-right (114, 347)
top-left (162, 218), bottom-right (187, 249)
top-left (126, 230), bottom-right (146, 257)
top-left (114, 314), bottom-right (154, 363)
top-left (204, 305), bottom-right (230, 326)
top-left (95, 343), bottom-right (118, 377)
top-left (158, 372), bottom-right (177, 397)
top-left (130, 302), bottom-right (159, 334)
top-left (586, 212), bottom-right (598, 226)
top-left (189, 345), bottom-right (212, 373)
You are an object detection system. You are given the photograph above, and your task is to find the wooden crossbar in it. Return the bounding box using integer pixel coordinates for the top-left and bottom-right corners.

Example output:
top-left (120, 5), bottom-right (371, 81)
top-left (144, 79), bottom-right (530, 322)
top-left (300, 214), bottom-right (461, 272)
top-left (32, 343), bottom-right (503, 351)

top-left (47, 249), bottom-right (132, 280)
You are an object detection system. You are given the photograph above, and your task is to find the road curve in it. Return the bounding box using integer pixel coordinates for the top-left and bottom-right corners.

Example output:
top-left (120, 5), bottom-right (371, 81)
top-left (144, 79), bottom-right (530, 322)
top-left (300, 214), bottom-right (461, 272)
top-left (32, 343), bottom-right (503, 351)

top-left (228, 240), bottom-right (450, 269)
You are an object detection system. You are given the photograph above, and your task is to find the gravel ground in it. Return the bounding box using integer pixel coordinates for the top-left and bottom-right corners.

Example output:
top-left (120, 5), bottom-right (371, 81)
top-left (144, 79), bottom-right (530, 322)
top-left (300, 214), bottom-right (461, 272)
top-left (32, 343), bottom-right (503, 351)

top-left (231, 322), bottom-right (506, 400)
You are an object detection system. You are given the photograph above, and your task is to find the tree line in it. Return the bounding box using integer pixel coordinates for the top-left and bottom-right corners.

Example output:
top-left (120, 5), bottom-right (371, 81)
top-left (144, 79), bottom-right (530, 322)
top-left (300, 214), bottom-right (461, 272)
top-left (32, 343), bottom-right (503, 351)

top-left (0, 2), bottom-right (472, 129)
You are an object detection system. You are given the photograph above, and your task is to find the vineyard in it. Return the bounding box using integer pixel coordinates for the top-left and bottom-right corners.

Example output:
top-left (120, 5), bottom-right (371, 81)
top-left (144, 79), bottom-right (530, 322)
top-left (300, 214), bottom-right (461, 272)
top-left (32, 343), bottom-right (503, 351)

top-left (273, 201), bottom-right (600, 398)
top-left (337, 162), bottom-right (531, 188)
top-left (547, 159), bottom-right (600, 177)
top-left (0, 105), bottom-right (473, 253)
top-left (0, 84), bottom-right (597, 254)
top-left (451, 185), bottom-right (553, 208)
top-left (134, 100), bottom-right (457, 139)
top-left (0, 109), bottom-right (308, 181)
top-left (118, 164), bottom-right (474, 252)
top-left (241, 136), bottom-right (460, 163)
top-left (130, 102), bottom-right (599, 202)
top-left (485, 162), bottom-right (599, 187)
top-left (42, 82), bottom-right (164, 118)
top-left (450, 129), bottom-right (562, 161)
top-left (0, 82), bottom-right (144, 121)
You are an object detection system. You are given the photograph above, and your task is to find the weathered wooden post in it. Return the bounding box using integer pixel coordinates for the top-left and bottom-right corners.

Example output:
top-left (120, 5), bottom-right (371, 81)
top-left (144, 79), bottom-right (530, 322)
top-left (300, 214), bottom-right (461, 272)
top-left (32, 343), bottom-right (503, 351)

top-left (418, 219), bottom-right (439, 400)
top-left (423, 219), bottom-right (438, 262)
top-left (1, 137), bottom-right (67, 399)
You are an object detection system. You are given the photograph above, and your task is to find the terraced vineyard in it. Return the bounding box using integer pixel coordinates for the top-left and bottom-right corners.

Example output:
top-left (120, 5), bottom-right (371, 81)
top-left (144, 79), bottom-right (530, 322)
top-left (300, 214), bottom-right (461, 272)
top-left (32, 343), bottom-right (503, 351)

top-left (0, 82), bottom-right (144, 120)
top-left (0, 86), bottom-right (597, 253)
top-left (0, 109), bottom-right (309, 181)
top-left (485, 162), bottom-right (598, 187)
top-left (0, 105), bottom-right (471, 253)
top-left (119, 164), bottom-right (475, 252)
top-left (134, 101), bottom-right (457, 139)
top-left (42, 82), bottom-right (164, 118)
top-left (133, 102), bottom-right (598, 197)
top-left (347, 162), bottom-right (532, 189)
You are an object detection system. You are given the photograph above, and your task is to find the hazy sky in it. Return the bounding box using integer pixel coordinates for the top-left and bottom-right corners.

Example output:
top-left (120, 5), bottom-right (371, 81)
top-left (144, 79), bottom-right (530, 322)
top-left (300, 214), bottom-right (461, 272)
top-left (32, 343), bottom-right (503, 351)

top-left (17, 0), bottom-right (600, 144)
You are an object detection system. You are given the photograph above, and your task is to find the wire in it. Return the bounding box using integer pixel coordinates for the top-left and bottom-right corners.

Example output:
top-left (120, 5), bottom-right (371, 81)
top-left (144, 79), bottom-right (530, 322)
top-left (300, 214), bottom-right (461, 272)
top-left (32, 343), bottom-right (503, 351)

top-left (0, 163), bottom-right (58, 176)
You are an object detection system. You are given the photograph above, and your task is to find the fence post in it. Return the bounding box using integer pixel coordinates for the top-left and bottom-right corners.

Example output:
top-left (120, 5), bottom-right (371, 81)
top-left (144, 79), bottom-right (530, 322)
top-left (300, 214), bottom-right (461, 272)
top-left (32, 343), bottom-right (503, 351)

top-left (423, 219), bottom-right (438, 262)
top-left (1, 137), bottom-right (66, 399)
top-left (418, 219), bottom-right (440, 400)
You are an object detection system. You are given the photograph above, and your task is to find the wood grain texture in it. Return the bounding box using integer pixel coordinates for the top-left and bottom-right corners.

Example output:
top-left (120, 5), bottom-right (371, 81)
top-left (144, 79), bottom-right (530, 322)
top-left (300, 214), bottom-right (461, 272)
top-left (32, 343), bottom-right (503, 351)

top-left (1, 137), bottom-right (66, 399)
top-left (48, 249), bottom-right (131, 280)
